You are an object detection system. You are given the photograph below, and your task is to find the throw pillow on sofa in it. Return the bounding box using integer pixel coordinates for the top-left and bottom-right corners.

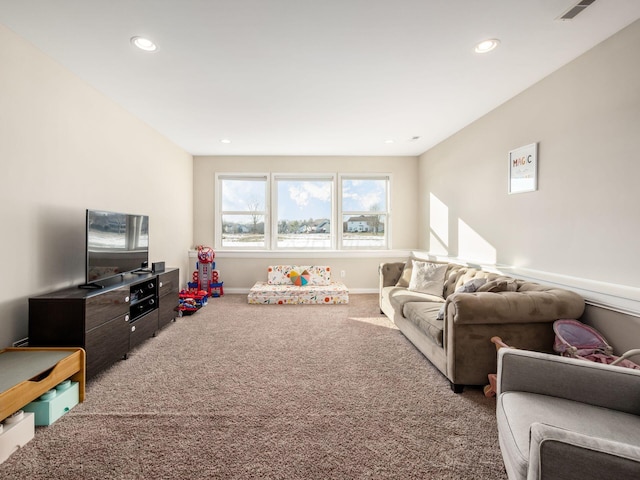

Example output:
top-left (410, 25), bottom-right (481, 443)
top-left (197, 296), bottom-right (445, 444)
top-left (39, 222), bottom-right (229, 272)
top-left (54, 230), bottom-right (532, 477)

top-left (477, 279), bottom-right (518, 293)
top-left (407, 260), bottom-right (448, 297)
top-left (437, 278), bottom-right (488, 320)
top-left (396, 257), bottom-right (447, 288)
top-left (396, 258), bottom-right (418, 287)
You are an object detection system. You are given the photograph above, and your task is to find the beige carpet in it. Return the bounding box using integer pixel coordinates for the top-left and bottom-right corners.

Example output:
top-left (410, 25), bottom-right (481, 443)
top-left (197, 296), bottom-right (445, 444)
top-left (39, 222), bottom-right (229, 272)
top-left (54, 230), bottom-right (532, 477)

top-left (0, 294), bottom-right (507, 479)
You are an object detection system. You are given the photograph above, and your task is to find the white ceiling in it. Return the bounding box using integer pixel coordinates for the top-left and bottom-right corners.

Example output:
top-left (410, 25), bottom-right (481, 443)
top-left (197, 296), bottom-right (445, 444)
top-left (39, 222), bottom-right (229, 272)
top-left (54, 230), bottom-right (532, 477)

top-left (1, 1), bottom-right (639, 156)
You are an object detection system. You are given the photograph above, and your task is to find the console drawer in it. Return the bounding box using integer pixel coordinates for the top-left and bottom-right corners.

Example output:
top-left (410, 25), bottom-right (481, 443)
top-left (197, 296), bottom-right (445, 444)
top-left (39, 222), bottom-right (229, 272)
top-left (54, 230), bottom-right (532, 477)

top-left (129, 310), bottom-right (159, 350)
top-left (85, 314), bottom-right (130, 377)
top-left (85, 287), bottom-right (130, 330)
top-left (158, 269), bottom-right (179, 298)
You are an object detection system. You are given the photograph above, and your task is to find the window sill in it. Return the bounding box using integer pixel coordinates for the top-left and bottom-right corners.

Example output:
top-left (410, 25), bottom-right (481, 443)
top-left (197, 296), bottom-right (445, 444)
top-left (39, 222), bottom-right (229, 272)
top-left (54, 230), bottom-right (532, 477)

top-left (188, 249), bottom-right (412, 259)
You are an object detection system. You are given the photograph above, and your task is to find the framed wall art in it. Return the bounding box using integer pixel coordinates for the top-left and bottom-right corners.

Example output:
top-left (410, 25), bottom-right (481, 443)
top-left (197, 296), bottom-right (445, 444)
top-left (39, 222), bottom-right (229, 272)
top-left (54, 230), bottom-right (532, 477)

top-left (508, 142), bottom-right (537, 194)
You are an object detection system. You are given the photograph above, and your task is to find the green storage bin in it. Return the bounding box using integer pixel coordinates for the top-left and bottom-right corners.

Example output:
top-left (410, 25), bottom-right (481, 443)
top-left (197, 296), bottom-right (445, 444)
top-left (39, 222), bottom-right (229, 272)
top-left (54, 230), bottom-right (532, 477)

top-left (22, 381), bottom-right (79, 426)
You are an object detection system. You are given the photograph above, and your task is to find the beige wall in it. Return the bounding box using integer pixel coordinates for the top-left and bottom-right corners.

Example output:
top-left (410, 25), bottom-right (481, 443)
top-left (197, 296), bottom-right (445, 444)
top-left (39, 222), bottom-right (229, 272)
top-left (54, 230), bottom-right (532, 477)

top-left (0, 24), bottom-right (194, 347)
top-left (418, 19), bottom-right (640, 347)
top-left (419, 19), bottom-right (640, 289)
top-left (192, 156), bottom-right (418, 291)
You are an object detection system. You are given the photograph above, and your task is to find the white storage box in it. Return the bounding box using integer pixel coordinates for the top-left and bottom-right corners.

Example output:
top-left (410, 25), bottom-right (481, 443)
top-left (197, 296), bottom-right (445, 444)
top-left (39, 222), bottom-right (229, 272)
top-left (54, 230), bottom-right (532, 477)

top-left (0, 411), bottom-right (35, 464)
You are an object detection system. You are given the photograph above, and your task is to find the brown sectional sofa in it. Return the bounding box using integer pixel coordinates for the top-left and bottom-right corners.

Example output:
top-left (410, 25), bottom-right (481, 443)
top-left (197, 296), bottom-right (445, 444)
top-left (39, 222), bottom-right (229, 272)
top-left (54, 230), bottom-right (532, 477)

top-left (379, 259), bottom-right (585, 392)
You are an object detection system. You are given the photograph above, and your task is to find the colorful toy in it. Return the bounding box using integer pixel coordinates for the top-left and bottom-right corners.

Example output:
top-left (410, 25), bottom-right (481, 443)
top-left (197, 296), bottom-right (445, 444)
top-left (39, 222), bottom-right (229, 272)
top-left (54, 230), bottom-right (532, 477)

top-left (194, 245), bottom-right (223, 297)
top-left (176, 245), bottom-right (224, 316)
top-left (177, 287), bottom-right (209, 316)
top-left (210, 282), bottom-right (224, 297)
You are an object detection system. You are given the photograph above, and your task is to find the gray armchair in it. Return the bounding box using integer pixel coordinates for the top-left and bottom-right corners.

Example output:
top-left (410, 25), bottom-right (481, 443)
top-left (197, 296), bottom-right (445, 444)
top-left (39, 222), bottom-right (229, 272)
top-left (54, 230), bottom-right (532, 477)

top-left (496, 348), bottom-right (640, 479)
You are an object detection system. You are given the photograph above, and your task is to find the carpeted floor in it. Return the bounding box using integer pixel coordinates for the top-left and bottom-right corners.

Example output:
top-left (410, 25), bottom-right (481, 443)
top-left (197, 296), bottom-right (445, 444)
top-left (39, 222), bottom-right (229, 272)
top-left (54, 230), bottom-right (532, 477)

top-left (1, 294), bottom-right (507, 479)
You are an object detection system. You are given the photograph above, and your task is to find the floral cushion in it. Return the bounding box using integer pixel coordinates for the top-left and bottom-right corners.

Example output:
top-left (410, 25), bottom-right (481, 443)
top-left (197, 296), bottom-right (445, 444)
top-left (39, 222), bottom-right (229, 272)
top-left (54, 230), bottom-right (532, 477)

top-left (267, 265), bottom-right (332, 286)
top-left (254, 265), bottom-right (346, 304)
top-left (248, 281), bottom-right (349, 305)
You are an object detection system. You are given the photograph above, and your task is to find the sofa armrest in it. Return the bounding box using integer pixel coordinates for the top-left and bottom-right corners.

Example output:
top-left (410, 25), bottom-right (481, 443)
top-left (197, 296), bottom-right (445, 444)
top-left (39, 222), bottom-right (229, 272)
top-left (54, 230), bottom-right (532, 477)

top-left (498, 349), bottom-right (640, 415)
top-left (447, 288), bottom-right (584, 325)
top-left (379, 262), bottom-right (405, 288)
top-left (528, 422), bottom-right (640, 479)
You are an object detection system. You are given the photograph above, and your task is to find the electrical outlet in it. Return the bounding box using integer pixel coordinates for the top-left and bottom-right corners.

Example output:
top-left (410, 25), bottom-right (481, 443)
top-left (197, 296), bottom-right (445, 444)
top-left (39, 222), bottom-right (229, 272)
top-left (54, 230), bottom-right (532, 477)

top-left (340, 270), bottom-right (346, 278)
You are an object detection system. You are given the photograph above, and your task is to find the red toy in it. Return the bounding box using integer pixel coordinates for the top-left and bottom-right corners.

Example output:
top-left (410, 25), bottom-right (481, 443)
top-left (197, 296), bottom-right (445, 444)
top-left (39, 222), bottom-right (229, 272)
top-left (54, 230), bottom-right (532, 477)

top-left (194, 245), bottom-right (223, 296)
top-left (177, 285), bottom-right (209, 316)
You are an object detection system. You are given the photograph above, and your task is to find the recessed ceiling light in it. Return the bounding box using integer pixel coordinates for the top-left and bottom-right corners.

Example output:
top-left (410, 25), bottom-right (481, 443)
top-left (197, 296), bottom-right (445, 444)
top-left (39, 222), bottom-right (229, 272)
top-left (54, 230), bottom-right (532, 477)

top-left (384, 139), bottom-right (395, 144)
top-left (220, 139), bottom-right (232, 144)
top-left (474, 38), bottom-right (500, 54)
top-left (131, 36), bottom-right (158, 52)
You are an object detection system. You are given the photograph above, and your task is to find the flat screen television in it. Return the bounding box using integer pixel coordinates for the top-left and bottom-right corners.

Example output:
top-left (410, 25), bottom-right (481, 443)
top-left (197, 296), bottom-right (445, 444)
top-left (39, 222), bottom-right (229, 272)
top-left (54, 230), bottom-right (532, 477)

top-left (84, 209), bottom-right (149, 287)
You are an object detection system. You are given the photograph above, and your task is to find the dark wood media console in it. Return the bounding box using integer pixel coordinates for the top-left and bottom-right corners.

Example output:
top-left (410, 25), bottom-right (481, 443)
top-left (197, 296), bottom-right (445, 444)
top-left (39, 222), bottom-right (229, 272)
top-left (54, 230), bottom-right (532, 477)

top-left (28, 268), bottom-right (179, 379)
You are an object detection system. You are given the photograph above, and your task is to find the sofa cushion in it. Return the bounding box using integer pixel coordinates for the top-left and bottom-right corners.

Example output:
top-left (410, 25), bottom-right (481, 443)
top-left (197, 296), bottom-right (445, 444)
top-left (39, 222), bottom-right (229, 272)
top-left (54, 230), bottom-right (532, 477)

top-left (402, 302), bottom-right (445, 346)
top-left (383, 286), bottom-right (445, 312)
top-left (407, 260), bottom-right (448, 297)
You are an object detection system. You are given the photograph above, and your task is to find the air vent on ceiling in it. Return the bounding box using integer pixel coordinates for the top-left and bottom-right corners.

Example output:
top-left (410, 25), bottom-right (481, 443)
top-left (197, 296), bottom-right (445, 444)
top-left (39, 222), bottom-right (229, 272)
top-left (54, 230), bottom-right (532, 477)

top-left (558, 0), bottom-right (596, 21)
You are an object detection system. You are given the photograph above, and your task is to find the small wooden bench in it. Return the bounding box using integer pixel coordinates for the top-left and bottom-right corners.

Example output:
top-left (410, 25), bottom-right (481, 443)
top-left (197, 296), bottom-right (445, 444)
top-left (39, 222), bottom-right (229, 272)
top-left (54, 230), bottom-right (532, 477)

top-left (0, 347), bottom-right (85, 422)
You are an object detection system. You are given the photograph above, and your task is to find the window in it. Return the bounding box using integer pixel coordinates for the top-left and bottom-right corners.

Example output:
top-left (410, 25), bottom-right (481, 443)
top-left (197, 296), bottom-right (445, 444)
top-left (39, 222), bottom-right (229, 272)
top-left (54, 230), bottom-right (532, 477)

top-left (274, 175), bottom-right (334, 249)
top-left (216, 173), bottom-right (390, 250)
top-left (340, 175), bottom-right (389, 249)
top-left (217, 175), bottom-right (268, 248)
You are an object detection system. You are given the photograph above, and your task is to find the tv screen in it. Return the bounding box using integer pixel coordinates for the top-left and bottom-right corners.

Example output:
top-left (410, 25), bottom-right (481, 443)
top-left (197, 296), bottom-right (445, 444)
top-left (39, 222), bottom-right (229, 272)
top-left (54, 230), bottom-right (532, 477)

top-left (86, 209), bottom-right (149, 285)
